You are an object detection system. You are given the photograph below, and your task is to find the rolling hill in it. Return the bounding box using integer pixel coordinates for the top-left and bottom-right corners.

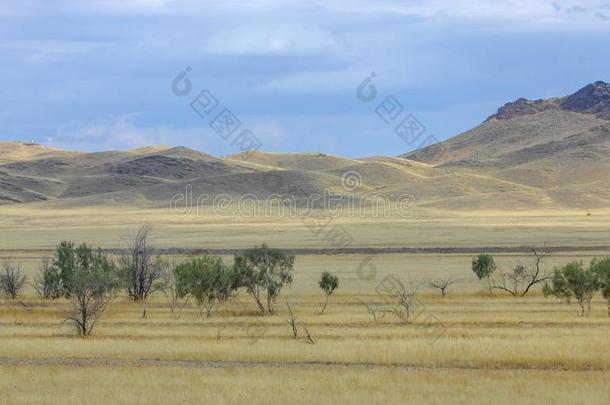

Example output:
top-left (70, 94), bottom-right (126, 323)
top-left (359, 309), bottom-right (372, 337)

top-left (1, 81), bottom-right (609, 211)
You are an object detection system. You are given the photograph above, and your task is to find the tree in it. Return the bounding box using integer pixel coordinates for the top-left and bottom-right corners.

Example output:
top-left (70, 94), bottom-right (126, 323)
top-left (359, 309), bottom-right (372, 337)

top-left (60, 246), bottom-right (119, 336)
top-left (33, 257), bottom-right (62, 300)
top-left (0, 260), bottom-right (26, 301)
top-left (234, 244), bottom-right (295, 314)
top-left (472, 254), bottom-right (497, 293)
top-left (318, 271), bottom-right (339, 314)
top-left (174, 255), bottom-right (236, 318)
top-left (543, 261), bottom-right (599, 317)
top-left (472, 254), bottom-right (497, 280)
top-left (52, 241), bottom-right (115, 297)
top-left (489, 248), bottom-right (551, 297)
top-left (119, 225), bottom-right (163, 302)
top-left (428, 279), bottom-right (457, 297)
top-left (590, 257), bottom-right (610, 317)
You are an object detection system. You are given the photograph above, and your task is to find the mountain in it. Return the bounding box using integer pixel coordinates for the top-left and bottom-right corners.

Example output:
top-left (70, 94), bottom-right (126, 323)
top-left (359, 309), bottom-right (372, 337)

top-left (403, 81), bottom-right (610, 208)
top-left (1, 81), bottom-right (609, 210)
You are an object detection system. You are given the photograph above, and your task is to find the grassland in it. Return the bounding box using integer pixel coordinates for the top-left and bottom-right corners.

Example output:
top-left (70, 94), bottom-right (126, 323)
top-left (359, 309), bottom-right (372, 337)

top-left (1, 250), bottom-right (610, 404)
top-left (0, 204), bottom-right (609, 250)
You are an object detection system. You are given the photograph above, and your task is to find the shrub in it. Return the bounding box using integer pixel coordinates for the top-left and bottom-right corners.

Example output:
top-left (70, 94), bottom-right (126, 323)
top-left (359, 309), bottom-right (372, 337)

top-left (33, 257), bottom-right (62, 300)
top-left (174, 255), bottom-right (236, 318)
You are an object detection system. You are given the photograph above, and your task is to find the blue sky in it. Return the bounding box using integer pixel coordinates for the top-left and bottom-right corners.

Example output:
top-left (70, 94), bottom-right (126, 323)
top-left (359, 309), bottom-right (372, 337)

top-left (1, 0), bottom-right (610, 157)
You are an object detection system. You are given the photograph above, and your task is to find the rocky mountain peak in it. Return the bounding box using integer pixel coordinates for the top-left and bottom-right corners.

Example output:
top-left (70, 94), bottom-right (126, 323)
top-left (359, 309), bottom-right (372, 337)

top-left (487, 81), bottom-right (610, 121)
top-left (561, 80), bottom-right (610, 118)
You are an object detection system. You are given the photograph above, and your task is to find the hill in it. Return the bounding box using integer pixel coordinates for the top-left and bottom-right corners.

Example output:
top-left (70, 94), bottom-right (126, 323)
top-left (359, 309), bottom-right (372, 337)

top-left (1, 81), bottom-right (609, 210)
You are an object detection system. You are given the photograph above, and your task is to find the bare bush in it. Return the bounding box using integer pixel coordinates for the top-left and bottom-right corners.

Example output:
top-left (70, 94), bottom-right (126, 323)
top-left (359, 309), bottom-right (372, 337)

top-left (119, 225), bottom-right (163, 302)
top-left (428, 279), bottom-right (458, 297)
top-left (383, 281), bottom-right (422, 322)
top-left (0, 260), bottom-right (27, 301)
top-left (358, 300), bottom-right (388, 322)
top-left (286, 301), bottom-right (298, 338)
top-left (285, 301), bottom-right (315, 344)
top-left (490, 248), bottom-right (551, 296)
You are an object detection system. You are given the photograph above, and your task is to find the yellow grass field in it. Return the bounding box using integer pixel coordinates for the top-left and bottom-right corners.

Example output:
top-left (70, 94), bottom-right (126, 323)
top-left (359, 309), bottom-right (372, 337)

top-left (0, 204), bottom-right (609, 250)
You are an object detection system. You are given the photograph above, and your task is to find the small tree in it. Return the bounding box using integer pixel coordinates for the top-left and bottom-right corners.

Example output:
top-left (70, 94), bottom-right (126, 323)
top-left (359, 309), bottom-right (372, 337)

top-left (591, 257), bottom-right (610, 317)
top-left (60, 247), bottom-right (119, 336)
top-left (174, 255), bottom-right (236, 318)
top-left (33, 257), bottom-right (63, 300)
top-left (428, 279), bottom-right (457, 297)
top-left (119, 225), bottom-right (162, 302)
top-left (489, 248), bottom-right (551, 297)
top-left (0, 260), bottom-right (27, 301)
top-left (318, 271), bottom-right (339, 314)
top-left (472, 254), bottom-right (497, 293)
top-left (543, 261), bottom-right (598, 317)
top-left (234, 244), bottom-right (295, 314)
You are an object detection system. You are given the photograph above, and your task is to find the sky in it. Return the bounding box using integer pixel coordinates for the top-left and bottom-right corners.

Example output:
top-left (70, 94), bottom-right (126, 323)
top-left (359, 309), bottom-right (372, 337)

top-left (1, 0), bottom-right (610, 158)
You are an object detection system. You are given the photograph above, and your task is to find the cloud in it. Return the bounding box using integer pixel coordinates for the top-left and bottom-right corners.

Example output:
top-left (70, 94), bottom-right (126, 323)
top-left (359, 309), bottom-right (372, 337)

top-left (260, 68), bottom-right (373, 94)
top-left (0, 40), bottom-right (108, 63)
top-left (3, 1), bottom-right (610, 31)
top-left (204, 25), bottom-right (340, 56)
top-left (48, 114), bottom-right (154, 150)
top-left (45, 113), bottom-right (287, 154)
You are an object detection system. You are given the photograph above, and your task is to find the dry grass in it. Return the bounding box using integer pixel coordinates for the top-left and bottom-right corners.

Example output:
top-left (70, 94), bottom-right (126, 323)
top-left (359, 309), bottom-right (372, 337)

top-left (1, 239), bottom-right (610, 403)
top-left (0, 204), bottom-right (609, 250)
top-left (1, 365), bottom-right (609, 405)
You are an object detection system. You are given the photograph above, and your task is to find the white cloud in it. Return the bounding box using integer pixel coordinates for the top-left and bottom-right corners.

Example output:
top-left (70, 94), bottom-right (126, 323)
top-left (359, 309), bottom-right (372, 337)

top-left (260, 68), bottom-right (372, 94)
top-left (205, 25), bottom-right (340, 56)
top-left (0, 40), bottom-right (109, 63)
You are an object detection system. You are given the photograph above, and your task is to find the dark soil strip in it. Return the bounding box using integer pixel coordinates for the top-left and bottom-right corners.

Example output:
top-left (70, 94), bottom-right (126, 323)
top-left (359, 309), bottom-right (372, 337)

top-left (2, 245), bottom-right (610, 257)
top-left (0, 357), bottom-right (608, 372)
